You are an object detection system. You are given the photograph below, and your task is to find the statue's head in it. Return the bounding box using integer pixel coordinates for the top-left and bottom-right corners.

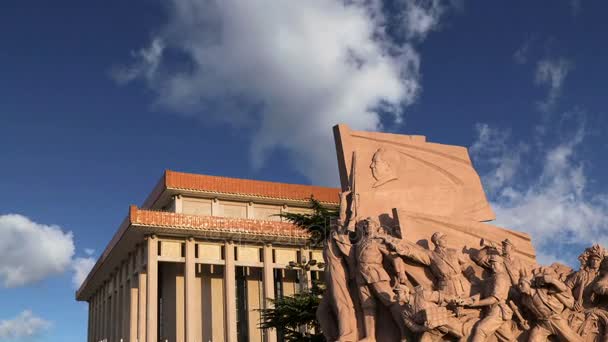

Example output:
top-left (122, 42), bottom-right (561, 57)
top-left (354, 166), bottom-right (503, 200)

top-left (394, 284), bottom-right (411, 305)
top-left (488, 254), bottom-right (504, 273)
top-left (431, 232), bottom-right (448, 249)
top-left (579, 244), bottom-right (605, 271)
top-left (501, 239), bottom-right (514, 255)
top-left (530, 266), bottom-right (558, 289)
top-left (359, 217), bottom-right (381, 236)
top-left (370, 148), bottom-right (400, 186)
top-left (518, 277), bottom-right (532, 295)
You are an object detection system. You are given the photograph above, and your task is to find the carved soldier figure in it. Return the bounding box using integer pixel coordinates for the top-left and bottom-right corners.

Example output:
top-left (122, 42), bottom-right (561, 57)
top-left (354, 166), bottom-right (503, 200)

top-left (388, 232), bottom-right (473, 297)
top-left (355, 217), bottom-right (408, 342)
top-left (518, 268), bottom-right (582, 342)
top-left (501, 239), bottom-right (528, 287)
top-left (456, 255), bottom-right (514, 342)
top-left (590, 259), bottom-right (608, 340)
top-left (592, 258), bottom-right (608, 308)
top-left (566, 244), bottom-right (606, 310)
top-left (565, 244), bottom-right (606, 340)
top-left (317, 191), bottom-right (358, 342)
top-left (395, 284), bottom-right (473, 341)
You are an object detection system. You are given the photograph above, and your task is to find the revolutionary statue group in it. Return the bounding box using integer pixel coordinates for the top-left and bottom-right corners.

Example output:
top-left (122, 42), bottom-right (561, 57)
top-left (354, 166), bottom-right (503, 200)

top-left (319, 125), bottom-right (608, 342)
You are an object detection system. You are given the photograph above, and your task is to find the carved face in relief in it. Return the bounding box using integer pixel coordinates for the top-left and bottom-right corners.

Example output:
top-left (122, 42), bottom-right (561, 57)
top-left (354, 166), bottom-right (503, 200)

top-left (518, 278), bottom-right (532, 295)
top-left (370, 148), bottom-right (399, 188)
top-left (502, 239), bottom-right (514, 256)
top-left (589, 255), bottom-right (602, 270)
top-left (395, 284), bottom-right (411, 305)
top-left (431, 232), bottom-right (448, 249)
top-left (489, 257), bottom-right (505, 273)
top-left (359, 217), bottom-right (381, 237)
top-left (578, 244), bottom-right (605, 270)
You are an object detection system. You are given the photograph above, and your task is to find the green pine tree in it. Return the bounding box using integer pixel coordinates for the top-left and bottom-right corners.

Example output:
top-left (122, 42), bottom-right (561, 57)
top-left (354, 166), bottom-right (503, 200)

top-left (259, 197), bottom-right (338, 341)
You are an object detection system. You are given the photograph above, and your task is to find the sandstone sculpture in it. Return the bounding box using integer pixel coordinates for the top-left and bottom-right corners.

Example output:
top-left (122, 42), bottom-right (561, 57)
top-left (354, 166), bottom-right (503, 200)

top-left (315, 124), bottom-right (608, 341)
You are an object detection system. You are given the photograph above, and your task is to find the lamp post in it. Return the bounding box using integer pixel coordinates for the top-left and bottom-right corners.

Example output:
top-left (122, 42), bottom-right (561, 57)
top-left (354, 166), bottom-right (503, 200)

top-left (286, 256), bottom-right (324, 336)
top-left (287, 256), bottom-right (323, 292)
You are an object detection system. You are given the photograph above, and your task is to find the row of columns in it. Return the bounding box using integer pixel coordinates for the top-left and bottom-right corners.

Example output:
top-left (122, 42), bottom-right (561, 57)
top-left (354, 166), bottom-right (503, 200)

top-left (89, 243), bottom-right (144, 342)
top-left (87, 236), bottom-right (284, 342)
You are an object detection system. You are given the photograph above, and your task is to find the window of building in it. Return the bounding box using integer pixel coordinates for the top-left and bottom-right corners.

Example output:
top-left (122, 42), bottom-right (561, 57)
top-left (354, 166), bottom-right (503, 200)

top-left (182, 198), bottom-right (212, 216)
top-left (273, 269), bottom-right (288, 342)
top-left (253, 204), bottom-right (282, 221)
top-left (236, 266), bottom-right (249, 342)
top-left (222, 202), bottom-right (247, 218)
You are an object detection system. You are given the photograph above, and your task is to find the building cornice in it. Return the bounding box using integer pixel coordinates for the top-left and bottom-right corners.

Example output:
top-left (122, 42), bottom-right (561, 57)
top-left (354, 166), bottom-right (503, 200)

top-left (142, 170), bottom-right (340, 209)
top-left (76, 205), bottom-right (315, 301)
top-left (131, 206), bottom-right (310, 240)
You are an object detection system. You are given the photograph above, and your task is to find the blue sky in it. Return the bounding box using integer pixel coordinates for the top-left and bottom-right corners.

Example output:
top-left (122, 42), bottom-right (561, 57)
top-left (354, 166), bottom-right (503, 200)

top-left (1, 0), bottom-right (607, 341)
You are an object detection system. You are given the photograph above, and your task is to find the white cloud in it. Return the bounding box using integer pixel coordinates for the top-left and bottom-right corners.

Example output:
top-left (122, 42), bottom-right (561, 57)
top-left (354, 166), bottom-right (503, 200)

top-left (534, 58), bottom-right (572, 112)
top-left (71, 256), bottom-right (95, 289)
top-left (0, 311), bottom-right (50, 340)
top-left (513, 35), bottom-right (537, 65)
top-left (472, 122), bottom-right (608, 265)
top-left (400, 0), bottom-right (447, 40)
top-left (470, 123), bottom-right (527, 195)
top-left (111, 38), bottom-right (164, 85)
top-left (112, 0), bottom-right (456, 185)
top-left (84, 248), bottom-right (95, 256)
top-left (0, 214), bottom-right (75, 287)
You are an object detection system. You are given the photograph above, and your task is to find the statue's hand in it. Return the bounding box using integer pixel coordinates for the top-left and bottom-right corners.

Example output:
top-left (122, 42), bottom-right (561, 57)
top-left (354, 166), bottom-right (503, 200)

top-left (459, 297), bottom-right (475, 307)
top-left (451, 297), bottom-right (466, 306)
top-left (397, 272), bottom-right (408, 285)
top-left (339, 190), bottom-right (352, 199)
top-left (436, 326), bottom-right (449, 334)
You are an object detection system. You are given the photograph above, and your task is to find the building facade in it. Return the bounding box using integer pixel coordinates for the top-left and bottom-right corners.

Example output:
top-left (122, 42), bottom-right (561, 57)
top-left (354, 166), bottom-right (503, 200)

top-left (76, 170), bottom-right (339, 342)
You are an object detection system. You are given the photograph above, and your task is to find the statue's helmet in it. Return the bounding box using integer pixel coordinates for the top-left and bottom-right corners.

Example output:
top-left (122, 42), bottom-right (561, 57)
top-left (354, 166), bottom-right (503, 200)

top-left (502, 239), bottom-right (514, 248)
top-left (431, 232), bottom-right (446, 246)
top-left (578, 244), bottom-right (606, 267)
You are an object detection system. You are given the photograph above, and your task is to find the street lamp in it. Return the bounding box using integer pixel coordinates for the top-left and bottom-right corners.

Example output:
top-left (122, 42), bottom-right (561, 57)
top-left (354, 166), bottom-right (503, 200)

top-left (286, 256), bottom-right (324, 292)
top-left (285, 255), bottom-right (325, 336)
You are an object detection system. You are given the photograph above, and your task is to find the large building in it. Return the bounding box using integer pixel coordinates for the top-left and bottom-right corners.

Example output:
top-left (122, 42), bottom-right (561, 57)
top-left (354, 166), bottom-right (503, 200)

top-left (76, 170), bottom-right (339, 342)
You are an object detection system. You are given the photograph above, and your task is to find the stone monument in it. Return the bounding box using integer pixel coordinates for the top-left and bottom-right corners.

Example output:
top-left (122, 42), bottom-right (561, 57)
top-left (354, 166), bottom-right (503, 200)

top-left (316, 124), bottom-right (608, 341)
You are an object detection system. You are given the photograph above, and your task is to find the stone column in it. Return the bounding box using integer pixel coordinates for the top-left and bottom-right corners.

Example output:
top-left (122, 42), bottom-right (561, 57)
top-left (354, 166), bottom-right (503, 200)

top-left (224, 240), bottom-right (237, 342)
top-left (112, 272), bottom-right (118, 342)
top-left (122, 260), bottom-right (129, 341)
top-left (136, 244), bottom-right (147, 342)
top-left (116, 270), bottom-right (122, 342)
top-left (95, 291), bottom-right (101, 342)
top-left (174, 194), bottom-right (183, 213)
top-left (129, 253), bottom-right (138, 342)
top-left (146, 235), bottom-right (158, 342)
top-left (185, 238), bottom-right (196, 342)
top-left (103, 283), bottom-right (108, 342)
top-left (88, 299), bottom-right (93, 342)
top-left (263, 243), bottom-right (277, 342)
top-left (211, 198), bottom-right (220, 216)
top-left (90, 295), bottom-right (96, 342)
top-left (246, 201), bottom-right (254, 219)
top-left (138, 272), bottom-right (147, 342)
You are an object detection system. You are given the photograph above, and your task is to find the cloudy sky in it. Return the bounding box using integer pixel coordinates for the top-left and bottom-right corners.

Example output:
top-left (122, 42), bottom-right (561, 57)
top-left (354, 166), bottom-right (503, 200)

top-left (1, 0), bottom-right (607, 340)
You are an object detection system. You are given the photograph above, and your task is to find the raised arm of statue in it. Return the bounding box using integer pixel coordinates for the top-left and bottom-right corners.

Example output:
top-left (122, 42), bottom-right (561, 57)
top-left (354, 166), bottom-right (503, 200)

top-left (333, 234), bottom-right (356, 280)
top-left (457, 251), bottom-right (472, 267)
top-left (542, 274), bottom-right (569, 293)
top-left (388, 239), bottom-right (432, 266)
top-left (338, 191), bottom-right (351, 227)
